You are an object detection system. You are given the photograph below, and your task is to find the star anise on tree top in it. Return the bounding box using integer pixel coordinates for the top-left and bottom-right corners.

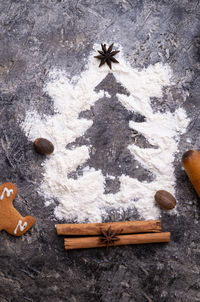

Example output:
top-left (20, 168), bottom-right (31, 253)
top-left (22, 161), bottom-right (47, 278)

top-left (94, 43), bottom-right (120, 69)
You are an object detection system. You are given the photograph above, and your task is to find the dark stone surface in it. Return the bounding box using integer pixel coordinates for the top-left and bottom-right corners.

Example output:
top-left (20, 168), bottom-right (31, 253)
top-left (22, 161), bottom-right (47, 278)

top-left (0, 1), bottom-right (200, 301)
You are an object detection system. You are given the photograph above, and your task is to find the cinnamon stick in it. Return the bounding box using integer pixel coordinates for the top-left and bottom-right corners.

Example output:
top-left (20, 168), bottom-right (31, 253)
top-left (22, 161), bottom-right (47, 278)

top-left (64, 232), bottom-right (170, 250)
top-left (56, 220), bottom-right (161, 236)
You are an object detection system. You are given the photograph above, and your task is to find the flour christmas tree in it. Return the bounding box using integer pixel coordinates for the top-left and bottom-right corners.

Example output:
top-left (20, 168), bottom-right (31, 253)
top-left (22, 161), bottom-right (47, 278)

top-left (67, 73), bottom-right (154, 194)
top-left (21, 48), bottom-right (189, 222)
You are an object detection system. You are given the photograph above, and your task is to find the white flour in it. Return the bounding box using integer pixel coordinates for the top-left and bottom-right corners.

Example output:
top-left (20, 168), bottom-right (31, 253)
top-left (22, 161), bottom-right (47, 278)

top-left (21, 45), bottom-right (189, 222)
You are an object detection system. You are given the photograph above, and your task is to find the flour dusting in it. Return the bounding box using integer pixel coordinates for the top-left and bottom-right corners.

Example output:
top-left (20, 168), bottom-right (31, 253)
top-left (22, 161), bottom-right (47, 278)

top-left (21, 45), bottom-right (189, 222)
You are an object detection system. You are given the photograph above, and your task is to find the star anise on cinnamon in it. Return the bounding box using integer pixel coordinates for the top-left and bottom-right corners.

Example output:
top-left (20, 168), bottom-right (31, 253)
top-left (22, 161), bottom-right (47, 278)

top-left (94, 43), bottom-right (120, 69)
top-left (99, 226), bottom-right (123, 249)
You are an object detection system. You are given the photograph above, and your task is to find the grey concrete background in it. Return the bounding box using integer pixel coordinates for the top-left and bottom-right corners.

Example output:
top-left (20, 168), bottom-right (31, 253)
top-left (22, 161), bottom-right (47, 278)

top-left (0, 0), bottom-right (200, 301)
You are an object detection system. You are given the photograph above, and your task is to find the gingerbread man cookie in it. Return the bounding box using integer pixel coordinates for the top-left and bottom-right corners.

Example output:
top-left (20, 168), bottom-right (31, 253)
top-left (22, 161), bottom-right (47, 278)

top-left (0, 182), bottom-right (35, 236)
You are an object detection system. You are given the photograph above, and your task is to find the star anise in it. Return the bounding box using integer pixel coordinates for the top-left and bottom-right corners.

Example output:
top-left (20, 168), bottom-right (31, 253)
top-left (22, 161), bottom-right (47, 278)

top-left (99, 226), bottom-right (123, 249)
top-left (94, 43), bottom-right (120, 69)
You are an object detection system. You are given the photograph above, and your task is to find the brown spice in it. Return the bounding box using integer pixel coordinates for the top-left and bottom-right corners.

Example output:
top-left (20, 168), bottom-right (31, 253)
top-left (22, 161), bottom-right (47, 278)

top-left (100, 226), bottom-right (123, 249)
top-left (34, 138), bottom-right (54, 155)
top-left (56, 220), bottom-right (162, 235)
top-left (64, 232), bottom-right (171, 250)
top-left (155, 190), bottom-right (176, 210)
top-left (94, 43), bottom-right (120, 69)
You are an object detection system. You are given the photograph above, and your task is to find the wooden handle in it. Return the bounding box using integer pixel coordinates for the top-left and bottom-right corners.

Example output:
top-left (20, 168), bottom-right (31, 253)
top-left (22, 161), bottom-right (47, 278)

top-left (56, 220), bottom-right (162, 236)
top-left (64, 232), bottom-right (170, 250)
top-left (182, 150), bottom-right (200, 196)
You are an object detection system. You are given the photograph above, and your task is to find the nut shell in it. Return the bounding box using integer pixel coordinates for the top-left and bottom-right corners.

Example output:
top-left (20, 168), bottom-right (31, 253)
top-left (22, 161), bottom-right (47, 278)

top-left (154, 190), bottom-right (176, 210)
top-left (34, 138), bottom-right (54, 155)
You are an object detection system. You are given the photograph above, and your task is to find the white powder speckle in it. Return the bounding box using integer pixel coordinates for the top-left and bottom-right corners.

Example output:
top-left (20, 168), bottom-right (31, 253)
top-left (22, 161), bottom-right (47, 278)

top-left (105, 91), bottom-right (111, 98)
top-left (21, 45), bottom-right (190, 222)
top-left (186, 138), bottom-right (191, 143)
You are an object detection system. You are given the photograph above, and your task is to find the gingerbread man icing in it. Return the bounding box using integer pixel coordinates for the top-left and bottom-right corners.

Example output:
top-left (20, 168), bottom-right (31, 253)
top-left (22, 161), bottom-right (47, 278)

top-left (0, 182), bottom-right (35, 236)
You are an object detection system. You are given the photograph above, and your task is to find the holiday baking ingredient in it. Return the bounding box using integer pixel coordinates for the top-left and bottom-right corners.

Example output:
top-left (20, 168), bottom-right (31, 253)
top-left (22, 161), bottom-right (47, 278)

top-left (56, 220), bottom-right (162, 235)
top-left (155, 190), bottom-right (176, 210)
top-left (21, 45), bottom-right (189, 222)
top-left (64, 232), bottom-right (171, 250)
top-left (61, 219), bottom-right (170, 250)
top-left (182, 149), bottom-right (200, 196)
top-left (100, 226), bottom-right (122, 249)
top-left (0, 182), bottom-right (35, 236)
top-left (34, 138), bottom-right (54, 155)
top-left (94, 43), bottom-right (120, 69)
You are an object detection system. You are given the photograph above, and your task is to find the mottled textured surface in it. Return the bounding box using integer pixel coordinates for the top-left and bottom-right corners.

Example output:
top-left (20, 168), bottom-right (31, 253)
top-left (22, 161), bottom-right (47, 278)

top-left (0, 1), bottom-right (200, 301)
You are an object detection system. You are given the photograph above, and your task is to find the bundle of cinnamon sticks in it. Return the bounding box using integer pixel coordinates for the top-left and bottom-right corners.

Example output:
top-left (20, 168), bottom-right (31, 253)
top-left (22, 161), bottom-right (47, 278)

top-left (56, 220), bottom-right (170, 250)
